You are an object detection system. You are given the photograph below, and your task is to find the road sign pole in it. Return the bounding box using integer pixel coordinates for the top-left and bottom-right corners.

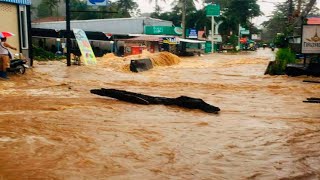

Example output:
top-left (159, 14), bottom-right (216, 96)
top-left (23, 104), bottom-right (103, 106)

top-left (211, 16), bottom-right (215, 53)
top-left (238, 24), bottom-right (241, 50)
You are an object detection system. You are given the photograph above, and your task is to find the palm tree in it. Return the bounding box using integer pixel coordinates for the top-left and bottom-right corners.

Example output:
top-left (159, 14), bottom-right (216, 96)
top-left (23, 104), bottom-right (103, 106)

top-left (171, 0), bottom-right (198, 38)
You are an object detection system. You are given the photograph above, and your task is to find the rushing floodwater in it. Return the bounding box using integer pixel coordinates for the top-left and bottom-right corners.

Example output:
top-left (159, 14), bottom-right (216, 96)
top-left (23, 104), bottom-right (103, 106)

top-left (0, 49), bottom-right (319, 180)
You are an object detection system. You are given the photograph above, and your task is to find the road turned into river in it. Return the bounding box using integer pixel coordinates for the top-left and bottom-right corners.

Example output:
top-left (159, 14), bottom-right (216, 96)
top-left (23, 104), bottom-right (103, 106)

top-left (0, 48), bottom-right (319, 179)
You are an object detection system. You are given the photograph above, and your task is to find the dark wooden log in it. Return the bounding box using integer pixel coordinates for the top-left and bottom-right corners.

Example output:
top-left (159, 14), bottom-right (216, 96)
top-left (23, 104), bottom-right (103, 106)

top-left (303, 97), bottom-right (320, 103)
top-left (303, 80), bottom-right (320, 84)
top-left (90, 88), bottom-right (220, 113)
top-left (303, 100), bottom-right (320, 103)
top-left (307, 97), bottom-right (320, 101)
top-left (173, 96), bottom-right (221, 113)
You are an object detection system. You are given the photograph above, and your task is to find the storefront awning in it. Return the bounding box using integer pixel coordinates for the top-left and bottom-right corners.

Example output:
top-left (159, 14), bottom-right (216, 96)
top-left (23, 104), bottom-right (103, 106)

top-left (123, 36), bottom-right (161, 42)
top-left (178, 38), bottom-right (206, 43)
top-left (0, 0), bottom-right (31, 5)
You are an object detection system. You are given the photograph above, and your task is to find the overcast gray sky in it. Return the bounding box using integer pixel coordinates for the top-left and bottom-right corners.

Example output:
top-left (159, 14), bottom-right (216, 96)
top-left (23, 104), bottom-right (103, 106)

top-left (133, 0), bottom-right (320, 26)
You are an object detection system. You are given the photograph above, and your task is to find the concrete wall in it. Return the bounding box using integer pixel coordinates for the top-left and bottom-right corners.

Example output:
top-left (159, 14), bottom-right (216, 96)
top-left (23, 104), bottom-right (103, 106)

top-left (0, 2), bottom-right (20, 53)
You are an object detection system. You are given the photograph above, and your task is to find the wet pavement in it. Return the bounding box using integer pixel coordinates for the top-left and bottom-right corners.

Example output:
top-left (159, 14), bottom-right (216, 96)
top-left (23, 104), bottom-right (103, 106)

top-left (0, 49), bottom-right (319, 179)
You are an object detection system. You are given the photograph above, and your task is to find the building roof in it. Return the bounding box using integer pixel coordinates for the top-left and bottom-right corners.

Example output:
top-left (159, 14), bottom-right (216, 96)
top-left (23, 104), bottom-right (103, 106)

top-left (178, 38), bottom-right (206, 43)
top-left (32, 17), bottom-right (173, 35)
top-left (0, 0), bottom-right (31, 5)
top-left (123, 36), bottom-right (161, 42)
top-left (32, 17), bottom-right (65, 23)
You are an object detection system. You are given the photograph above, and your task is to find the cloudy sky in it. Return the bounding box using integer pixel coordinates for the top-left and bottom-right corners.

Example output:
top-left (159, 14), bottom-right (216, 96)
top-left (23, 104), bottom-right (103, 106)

top-left (133, 0), bottom-right (320, 26)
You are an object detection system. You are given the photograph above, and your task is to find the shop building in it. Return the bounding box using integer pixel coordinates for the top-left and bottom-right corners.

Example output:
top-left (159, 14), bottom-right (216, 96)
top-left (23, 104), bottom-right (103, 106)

top-left (0, 0), bottom-right (33, 65)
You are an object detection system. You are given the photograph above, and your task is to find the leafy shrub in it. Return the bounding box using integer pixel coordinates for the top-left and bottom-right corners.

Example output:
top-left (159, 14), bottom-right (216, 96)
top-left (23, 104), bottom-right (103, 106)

top-left (228, 34), bottom-right (239, 51)
top-left (33, 45), bottom-right (65, 61)
top-left (266, 48), bottom-right (296, 75)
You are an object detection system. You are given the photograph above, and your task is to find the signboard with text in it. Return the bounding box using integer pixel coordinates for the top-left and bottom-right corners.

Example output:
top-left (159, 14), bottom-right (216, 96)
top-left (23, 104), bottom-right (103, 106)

top-left (241, 30), bottom-right (250, 35)
top-left (145, 26), bottom-right (182, 36)
top-left (301, 25), bottom-right (320, 54)
top-left (205, 4), bottom-right (220, 17)
top-left (73, 29), bottom-right (97, 65)
top-left (307, 17), bottom-right (320, 25)
top-left (87, 0), bottom-right (109, 6)
top-left (162, 37), bottom-right (179, 44)
top-left (251, 34), bottom-right (261, 40)
top-left (213, 34), bottom-right (222, 42)
top-left (187, 28), bottom-right (198, 39)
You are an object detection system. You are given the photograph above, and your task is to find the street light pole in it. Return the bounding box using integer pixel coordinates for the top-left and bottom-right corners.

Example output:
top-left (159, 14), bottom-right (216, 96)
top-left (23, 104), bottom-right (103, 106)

top-left (211, 16), bottom-right (215, 53)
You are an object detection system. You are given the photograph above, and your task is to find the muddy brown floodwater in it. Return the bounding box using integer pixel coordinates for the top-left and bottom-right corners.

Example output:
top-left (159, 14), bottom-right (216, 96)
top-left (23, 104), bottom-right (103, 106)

top-left (0, 49), bottom-right (319, 180)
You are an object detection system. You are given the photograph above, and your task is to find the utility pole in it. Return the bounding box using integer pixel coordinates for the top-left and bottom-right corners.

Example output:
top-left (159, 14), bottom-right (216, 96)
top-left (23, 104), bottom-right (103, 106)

top-left (182, 0), bottom-right (186, 39)
top-left (66, 0), bottom-right (71, 66)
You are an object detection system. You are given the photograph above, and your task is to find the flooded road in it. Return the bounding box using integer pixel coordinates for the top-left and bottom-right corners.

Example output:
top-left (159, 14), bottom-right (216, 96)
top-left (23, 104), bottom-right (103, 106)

top-left (0, 49), bottom-right (319, 179)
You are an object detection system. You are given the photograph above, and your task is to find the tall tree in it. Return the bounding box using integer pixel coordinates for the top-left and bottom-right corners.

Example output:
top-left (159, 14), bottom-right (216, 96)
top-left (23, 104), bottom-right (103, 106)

top-left (116, 0), bottom-right (139, 17)
top-left (261, 0), bottom-right (319, 42)
top-left (44, 0), bottom-right (60, 16)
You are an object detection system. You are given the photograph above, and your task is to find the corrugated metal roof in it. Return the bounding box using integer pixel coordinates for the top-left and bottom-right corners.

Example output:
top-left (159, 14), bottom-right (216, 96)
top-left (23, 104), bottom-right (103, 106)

top-left (32, 17), bottom-right (173, 35)
top-left (0, 0), bottom-right (31, 5)
top-left (123, 36), bottom-right (161, 42)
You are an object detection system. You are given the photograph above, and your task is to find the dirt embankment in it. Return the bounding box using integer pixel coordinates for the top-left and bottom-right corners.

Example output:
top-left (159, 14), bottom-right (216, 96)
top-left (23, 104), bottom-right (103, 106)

top-left (99, 51), bottom-right (181, 72)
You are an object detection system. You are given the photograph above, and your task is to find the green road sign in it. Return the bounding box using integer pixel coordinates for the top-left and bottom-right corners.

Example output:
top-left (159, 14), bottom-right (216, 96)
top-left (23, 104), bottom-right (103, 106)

top-left (241, 30), bottom-right (250, 35)
top-left (206, 4), bottom-right (220, 17)
top-left (144, 26), bottom-right (182, 36)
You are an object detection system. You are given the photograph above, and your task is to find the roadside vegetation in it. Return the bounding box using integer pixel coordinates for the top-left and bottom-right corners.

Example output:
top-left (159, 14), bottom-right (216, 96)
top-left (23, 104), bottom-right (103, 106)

top-left (266, 48), bottom-right (296, 75)
top-left (33, 46), bottom-right (65, 61)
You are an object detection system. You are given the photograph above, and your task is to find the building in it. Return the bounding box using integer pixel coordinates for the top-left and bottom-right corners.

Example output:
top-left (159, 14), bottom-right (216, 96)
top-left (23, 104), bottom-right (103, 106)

top-left (0, 0), bottom-right (33, 64)
top-left (32, 17), bottom-right (205, 56)
top-left (31, 17), bottom-right (176, 56)
top-left (32, 17), bottom-right (173, 35)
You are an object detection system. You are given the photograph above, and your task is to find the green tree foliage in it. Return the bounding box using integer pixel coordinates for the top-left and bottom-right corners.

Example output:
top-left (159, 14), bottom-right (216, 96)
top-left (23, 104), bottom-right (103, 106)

top-left (116, 0), bottom-right (139, 17)
top-left (205, 0), bottom-right (261, 39)
top-left (261, 0), bottom-right (319, 43)
top-left (151, 0), bottom-right (261, 42)
top-left (37, 1), bottom-right (51, 18)
top-left (260, 3), bottom-right (288, 42)
top-left (266, 48), bottom-right (296, 75)
top-left (36, 0), bottom-right (60, 17)
top-left (151, 0), bottom-right (199, 26)
top-left (36, 0), bottom-right (140, 20)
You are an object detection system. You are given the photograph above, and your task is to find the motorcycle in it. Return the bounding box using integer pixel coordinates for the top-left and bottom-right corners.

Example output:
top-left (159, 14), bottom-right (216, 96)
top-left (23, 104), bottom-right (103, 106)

top-left (7, 59), bottom-right (29, 74)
